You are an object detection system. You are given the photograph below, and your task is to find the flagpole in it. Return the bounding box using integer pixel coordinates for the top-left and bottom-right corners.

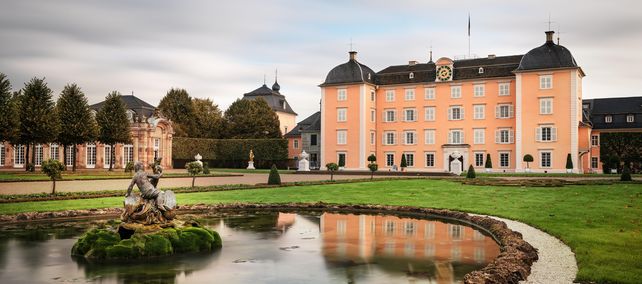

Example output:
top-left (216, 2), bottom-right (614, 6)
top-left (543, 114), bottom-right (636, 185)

top-left (468, 13), bottom-right (471, 58)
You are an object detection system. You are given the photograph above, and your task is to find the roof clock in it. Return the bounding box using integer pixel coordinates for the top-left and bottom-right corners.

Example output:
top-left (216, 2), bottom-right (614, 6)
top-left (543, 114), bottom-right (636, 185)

top-left (434, 57), bottom-right (454, 82)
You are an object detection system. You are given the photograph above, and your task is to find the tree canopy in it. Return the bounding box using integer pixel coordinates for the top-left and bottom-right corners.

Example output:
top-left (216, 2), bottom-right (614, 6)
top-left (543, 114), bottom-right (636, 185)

top-left (158, 88), bottom-right (197, 137)
top-left (56, 84), bottom-right (98, 170)
top-left (223, 98), bottom-right (281, 139)
top-left (19, 77), bottom-right (59, 145)
top-left (96, 91), bottom-right (132, 170)
top-left (191, 98), bottom-right (223, 138)
top-left (0, 73), bottom-right (20, 144)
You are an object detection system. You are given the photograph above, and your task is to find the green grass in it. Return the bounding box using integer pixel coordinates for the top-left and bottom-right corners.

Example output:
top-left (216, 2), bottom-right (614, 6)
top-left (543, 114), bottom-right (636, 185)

top-left (209, 168), bottom-right (296, 174)
top-left (0, 179), bottom-right (639, 283)
top-left (0, 171), bottom-right (237, 182)
top-left (469, 172), bottom-right (641, 178)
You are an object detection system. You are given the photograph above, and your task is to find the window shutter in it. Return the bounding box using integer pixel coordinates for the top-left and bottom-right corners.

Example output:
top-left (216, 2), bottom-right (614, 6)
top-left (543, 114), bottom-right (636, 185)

top-left (552, 127), bottom-right (557, 141)
top-left (448, 108), bottom-right (452, 120)
top-left (495, 129), bottom-right (500, 144)
top-left (509, 130), bottom-right (514, 143)
top-left (461, 131), bottom-right (464, 143)
top-left (495, 105), bottom-right (500, 118)
top-left (448, 131), bottom-right (453, 144)
top-left (509, 105), bottom-right (514, 118)
top-left (460, 107), bottom-right (464, 119)
top-left (536, 127), bottom-right (541, 142)
top-left (383, 111), bottom-right (386, 122)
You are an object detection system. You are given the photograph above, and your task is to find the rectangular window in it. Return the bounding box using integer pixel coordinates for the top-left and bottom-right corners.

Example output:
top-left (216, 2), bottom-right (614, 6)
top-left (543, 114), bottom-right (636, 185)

top-left (424, 87), bottom-right (435, 100)
top-left (405, 89), bottom-right (415, 101)
top-left (539, 98), bottom-right (553, 114)
top-left (536, 126), bottom-right (557, 142)
top-left (336, 130), bottom-right (347, 145)
top-left (424, 107), bottom-right (435, 121)
top-left (66, 145), bottom-right (74, 166)
top-left (337, 153), bottom-right (346, 166)
top-left (370, 90), bottom-right (375, 101)
top-left (448, 106), bottom-right (463, 120)
top-left (591, 135), bottom-right (599, 147)
top-left (370, 131), bottom-right (375, 145)
top-left (425, 152), bottom-right (435, 167)
top-left (404, 153), bottom-right (415, 167)
top-left (404, 131), bottom-right (416, 145)
top-left (384, 110), bottom-right (396, 122)
top-left (540, 151), bottom-right (552, 168)
top-left (539, 75), bottom-right (552, 89)
top-left (473, 104), bottom-right (485, 119)
top-left (450, 86), bottom-right (461, 98)
top-left (473, 128), bottom-right (485, 144)
top-left (293, 139), bottom-right (299, 149)
top-left (50, 143), bottom-right (59, 161)
top-left (384, 131), bottom-right (396, 145)
top-left (0, 144), bottom-right (4, 166)
top-left (370, 109), bottom-right (375, 122)
top-left (104, 145), bottom-right (112, 169)
top-left (404, 108), bottom-right (416, 122)
top-left (475, 153), bottom-right (484, 167)
top-left (591, 157), bottom-right (599, 169)
top-left (448, 129), bottom-right (464, 144)
top-left (424, 129), bottom-right (435, 145)
top-left (14, 144), bottom-right (25, 167)
top-left (499, 83), bottom-right (510, 96)
top-left (123, 144), bottom-right (134, 166)
top-left (86, 143), bottom-right (96, 168)
top-left (34, 144), bottom-right (43, 166)
top-left (605, 115), bottom-right (612, 123)
top-left (386, 153), bottom-right (395, 167)
top-left (311, 134), bottom-right (318, 146)
top-left (473, 84), bottom-right (485, 97)
top-left (627, 114), bottom-right (635, 123)
top-left (337, 89), bottom-right (347, 101)
top-left (337, 108), bottom-right (347, 122)
top-left (499, 152), bottom-right (510, 168)
top-left (496, 104), bottom-right (513, 118)
top-left (385, 90), bottom-right (395, 102)
top-left (495, 128), bottom-right (514, 144)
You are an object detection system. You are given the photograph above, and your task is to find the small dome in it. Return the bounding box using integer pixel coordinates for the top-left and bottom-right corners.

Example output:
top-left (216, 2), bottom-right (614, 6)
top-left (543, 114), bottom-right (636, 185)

top-left (517, 31), bottom-right (578, 71)
top-left (322, 51), bottom-right (376, 85)
top-left (272, 81), bottom-right (281, 92)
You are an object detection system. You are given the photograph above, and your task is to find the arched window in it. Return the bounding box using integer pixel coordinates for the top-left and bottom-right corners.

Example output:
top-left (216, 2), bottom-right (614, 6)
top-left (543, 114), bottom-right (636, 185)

top-left (478, 67), bottom-right (484, 74)
top-left (409, 72), bottom-right (414, 79)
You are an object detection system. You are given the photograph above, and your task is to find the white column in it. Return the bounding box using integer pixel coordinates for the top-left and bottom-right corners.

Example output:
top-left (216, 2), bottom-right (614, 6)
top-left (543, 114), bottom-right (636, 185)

top-left (515, 74), bottom-right (523, 172)
top-left (320, 88), bottom-right (326, 170)
top-left (570, 70), bottom-right (579, 173)
top-left (359, 84), bottom-right (366, 169)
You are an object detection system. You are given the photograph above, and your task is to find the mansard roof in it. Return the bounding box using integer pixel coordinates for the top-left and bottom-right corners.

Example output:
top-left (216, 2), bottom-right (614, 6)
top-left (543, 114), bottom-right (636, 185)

top-left (243, 83), bottom-right (297, 115)
top-left (90, 95), bottom-right (156, 118)
top-left (284, 111), bottom-right (320, 137)
top-left (584, 97), bottom-right (642, 130)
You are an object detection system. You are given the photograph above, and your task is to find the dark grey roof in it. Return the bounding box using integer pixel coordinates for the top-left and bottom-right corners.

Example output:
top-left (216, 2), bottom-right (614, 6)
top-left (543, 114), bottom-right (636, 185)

top-left (90, 95), bottom-right (156, 118)
top-left (321, 51), bottom-right (376, 86)
top-left (584, 97), bottom-right (642, 130)
top-left (376, 55), bottom-right (522, 85)
top-left (243, 83), bottom-right (297, 115)
top-left (285, 111), bottom-right (320, 137)
top-left (516, 31), bottom-right (578, 71)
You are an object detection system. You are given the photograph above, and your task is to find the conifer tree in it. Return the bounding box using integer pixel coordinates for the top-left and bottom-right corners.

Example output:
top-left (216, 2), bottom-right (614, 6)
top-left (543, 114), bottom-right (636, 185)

top-left (56, 84), bottom-right (98, 171)
top-left (0, 73), bottom-right (20, 144)
top-left (96, 91), bottom-right (132, 171)
top-left (19, 77), bottom-right (60, 171)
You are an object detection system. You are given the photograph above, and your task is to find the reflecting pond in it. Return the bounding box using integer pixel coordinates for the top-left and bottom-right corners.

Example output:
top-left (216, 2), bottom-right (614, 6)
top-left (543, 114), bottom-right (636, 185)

top-left (0, 211), bottom-right (500, 283)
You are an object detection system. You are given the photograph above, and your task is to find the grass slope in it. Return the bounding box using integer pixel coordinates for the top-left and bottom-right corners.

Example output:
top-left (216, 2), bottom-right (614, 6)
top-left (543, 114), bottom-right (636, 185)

top-left (0, 179), bottom-right (639, 283)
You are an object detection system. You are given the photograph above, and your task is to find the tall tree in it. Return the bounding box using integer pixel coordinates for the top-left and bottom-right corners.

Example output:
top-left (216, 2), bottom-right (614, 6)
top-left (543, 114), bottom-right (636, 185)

top-left (158, 88), bottom-right (196, 137)
top-left (191, 98), bottom-right (223, 138)
top-left (19, 77), bottom-right (60, 171)
top-left (56, 84), bottom-right (99, 171)
top-left (96, 91), bottom-right (132, 171)
top-left (223, 98), bottom-right (281, 139)
top-left (0, 73), bottom-right (20, 144)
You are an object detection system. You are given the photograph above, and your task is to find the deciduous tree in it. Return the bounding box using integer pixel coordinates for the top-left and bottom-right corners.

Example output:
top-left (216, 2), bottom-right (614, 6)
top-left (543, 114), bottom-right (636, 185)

top-left (0, 73), bottom-right (20, 144)
top-left (96, 91), bottom-right (132, 171)
top-left (222, 98), bottom-right (281, 139)
top-left (192, 98), bottom-right (223, 138)
top-left (158, 88), bottom-right (196, 137)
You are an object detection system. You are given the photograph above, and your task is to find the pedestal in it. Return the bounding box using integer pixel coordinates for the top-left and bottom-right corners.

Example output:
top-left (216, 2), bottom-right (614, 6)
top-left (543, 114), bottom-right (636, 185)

top-left (247, 161), bottom-right (255, 170)
top-left (298, 159), bottom-right (310, 171)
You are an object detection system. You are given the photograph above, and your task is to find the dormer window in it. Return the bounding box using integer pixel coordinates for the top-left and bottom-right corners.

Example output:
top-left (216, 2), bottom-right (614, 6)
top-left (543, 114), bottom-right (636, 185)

top-left (368, 73), bottom-right (371, 80)
top-left (281, 100), bottom-right (286, 109)
top-left (478, 67), bottom-right (484, 74)
top-left (126, 110), bottom-right (134, 121)
top-left (627, 114), bottom-right (635, 123)
top-left (605, 115), bottom-right (613, 123)
top-left (409, 72), bottom-right (414, 79)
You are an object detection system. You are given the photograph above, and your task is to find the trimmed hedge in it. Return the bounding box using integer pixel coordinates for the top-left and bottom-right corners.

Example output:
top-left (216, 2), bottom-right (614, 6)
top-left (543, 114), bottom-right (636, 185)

top-left (173, 137), bottom-right (288, 169)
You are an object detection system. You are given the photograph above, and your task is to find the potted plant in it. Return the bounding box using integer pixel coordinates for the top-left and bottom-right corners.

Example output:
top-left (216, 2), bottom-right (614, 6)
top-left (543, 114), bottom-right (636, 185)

top-left (523, 154), bottom-right (534, 173)
top-left (565, 153), bottom-right (574, 173)
top-left (400, 154), bottom-right (407, 172)
top-left (484, 153), bottom-right (492, 173)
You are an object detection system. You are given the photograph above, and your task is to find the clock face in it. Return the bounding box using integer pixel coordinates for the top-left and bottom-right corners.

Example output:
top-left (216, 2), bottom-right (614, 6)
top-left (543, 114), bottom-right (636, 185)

top-left (437, 65), bottom-right (452, 81)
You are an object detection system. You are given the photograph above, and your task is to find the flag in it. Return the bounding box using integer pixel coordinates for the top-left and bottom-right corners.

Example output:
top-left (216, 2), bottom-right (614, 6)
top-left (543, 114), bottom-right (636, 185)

top-left (468, 13), bottom-right (470, 36)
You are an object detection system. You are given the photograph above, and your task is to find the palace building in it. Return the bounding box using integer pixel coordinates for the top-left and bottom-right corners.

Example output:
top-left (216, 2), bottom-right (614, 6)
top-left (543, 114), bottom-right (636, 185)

top-left (0, 95), bottom-right (173, 170)
top-left (319, 30), bottom-right (608, 173)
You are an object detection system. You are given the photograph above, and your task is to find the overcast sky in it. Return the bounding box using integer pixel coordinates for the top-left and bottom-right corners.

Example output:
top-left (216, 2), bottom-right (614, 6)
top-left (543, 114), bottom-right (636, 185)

top-left (1, 0), bottom-right (641, 120)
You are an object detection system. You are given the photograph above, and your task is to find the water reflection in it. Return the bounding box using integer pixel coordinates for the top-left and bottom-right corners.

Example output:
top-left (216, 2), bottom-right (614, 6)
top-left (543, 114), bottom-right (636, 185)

top-left (0, 211), bottom-right (499, 284)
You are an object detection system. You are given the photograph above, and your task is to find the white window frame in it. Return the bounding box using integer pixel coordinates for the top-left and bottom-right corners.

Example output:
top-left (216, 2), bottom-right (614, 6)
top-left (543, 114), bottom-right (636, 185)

top-left (499, 152), bottom-right (510, 168)
top-left (336, 130), bottom-right (347, 145)
top-left (473, 84), bottom-right (485, 97)
top-left (536, 126), bottom-right (557, 142)
top-left (540, 151), bottom-right (552, 168)
top-left (496, 104), bottom-right (514, 119)
top-left (474, 152), bottom-right (485, 167)
top-left (337, 152), bottom-right (346, 167)
top-left (34, 144), bottom-right (43, 166)
top-left (0, 144), bottom-right (4, 166)
top-left (539, 98), bottom-right (553, 115)
top-left (293, 139), bottom-right (299, 149)
top-left (404, 152), bottom-right (415, 167)
top-left (385, 90), bottom-right (395, 102)
top-left (473, 128), bottom-right (485, 144)
top-left (337, 88), bottom-right (347, 101)
top-left (448, 106), bottom-right (464, 120)
top-left (424, 129), bottom-right (435, 145)
top-left (605, 115), bottom-right (612, 123)
top-left (154, 138), bottom-right (161, 161)
top-left (591, 135), bottom-right (599, 147)
top-left (424, 107), bottom-right (435, 121)
top-left (498, 83), bottom-right (510, 96)
top-left (404, 108), bottom-right (416, 122)
top-left (627, 114), bottom-right (635, 123)
top-left (425, 152), bottom-right (435, 167)
top-left (404, 89), bottom-right (415, 101)
top-left (370, 109), bottom-right (375, 122)
top-left (370, 90), bottom-right (375, 102)
top-left (50, 143), bottom-right (59, 161)
top-left (385, 153), bottom-right (395, 167)
top-left (123, 144), bottom-right (134, 167)
top-left (495, 128), bottom-right (514, 144)
top-left (450, 86), bottom-right (461, 98)
top-left (104, 145), bottom-right (114, 169)
top-left (337, 108), bottom-right (347, 122)
top-left (66, 145), bottom-right (74, 167)
top-left (448, 129), bottom-right (464, 144)
top-left (591, 157), bottom-right (599, 169)
top-left (86, 143), bottom-right (96, 168)
top-left (473, 104), bottom-right (485, 120)
top-left (384, 109), bottom-right (396, 122)
top-left (13, 144), bottom-right (25, 168)
top-left (384, 131), bottom-right (396, 145)
top-left (404, 131), bottom-right (416, 145)
top-left (539, 75), bottom-right (552, 89)
top-left (424, 87), bottom-right (435, 100)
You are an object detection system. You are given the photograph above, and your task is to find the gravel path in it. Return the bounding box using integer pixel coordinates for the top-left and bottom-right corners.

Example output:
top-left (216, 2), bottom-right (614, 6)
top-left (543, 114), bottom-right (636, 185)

top-left (476, 214), bottom-right (578, 284)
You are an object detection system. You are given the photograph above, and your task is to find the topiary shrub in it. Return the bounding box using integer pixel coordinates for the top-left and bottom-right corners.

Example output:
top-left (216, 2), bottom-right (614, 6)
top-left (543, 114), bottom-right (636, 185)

top-left (621, 165), bottom-right (632, 181)
top-left (566, 153), bottom-right (574, 171)
top-left (400, 154), bottom-right (407, 170)
top-left (466, 164), bottom-right (476, 179)
top-left (326, 163), bottom-right (338, 181)
top-left (267, 164), bottom-right (281, 185)
top-left (367, 154), bottom-right (376, 163)
top-left (523, 154), bottom-right (534, 169)
top-left (367, 163), bottom-right (378, 180)
top-left (41, 159), bottom-right (65, 195)
top-left (485, 154), bottom-right (492, 170)
top-left (186, 161), bottom-right (203, 188)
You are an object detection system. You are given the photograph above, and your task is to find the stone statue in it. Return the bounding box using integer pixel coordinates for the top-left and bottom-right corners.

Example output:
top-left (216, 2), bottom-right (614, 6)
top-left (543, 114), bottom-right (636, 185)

top-left (249, 149), bottom-right (255, 162)
top-left (123, 161), bottom-right (176, 225)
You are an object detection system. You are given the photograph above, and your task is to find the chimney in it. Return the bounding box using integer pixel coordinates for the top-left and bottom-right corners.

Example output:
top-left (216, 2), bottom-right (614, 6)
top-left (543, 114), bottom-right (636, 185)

top-left (545, 31), bottom-right (555, 43)
top-left (487, 54), bottom-right (496, 59)
top-left (349, 51), bottom-right (357, 60)
top-left (408, 60), bottom-right (418, 66)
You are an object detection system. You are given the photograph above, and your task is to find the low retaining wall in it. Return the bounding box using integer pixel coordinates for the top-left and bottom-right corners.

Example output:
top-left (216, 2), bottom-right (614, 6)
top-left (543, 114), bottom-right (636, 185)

top-left (0, 203), bottom-right (538, 284)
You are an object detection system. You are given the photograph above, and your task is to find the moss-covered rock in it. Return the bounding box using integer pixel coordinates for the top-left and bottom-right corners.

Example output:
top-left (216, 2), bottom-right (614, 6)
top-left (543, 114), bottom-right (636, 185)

top-left (72, 223), bottom-right (221, 260)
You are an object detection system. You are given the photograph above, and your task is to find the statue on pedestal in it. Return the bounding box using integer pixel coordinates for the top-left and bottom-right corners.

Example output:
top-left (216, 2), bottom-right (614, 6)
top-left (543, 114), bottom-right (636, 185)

top-left (298, 150), bottom-right (310, 171)
top-left (247, 149), bottom-right (256, 170)
top-left (123, 161), bottom-right (176, 226)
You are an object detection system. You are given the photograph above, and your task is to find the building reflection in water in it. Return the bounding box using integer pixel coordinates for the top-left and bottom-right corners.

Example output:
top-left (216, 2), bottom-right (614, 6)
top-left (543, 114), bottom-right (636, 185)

top-left (320, 213), bottom-right (500, 283)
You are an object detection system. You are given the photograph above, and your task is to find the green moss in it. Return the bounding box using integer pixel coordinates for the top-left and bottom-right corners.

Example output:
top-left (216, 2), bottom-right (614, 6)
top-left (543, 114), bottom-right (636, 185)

top-left (71, 229), bottom-right (120, 258)
top-left (143, 234), bottom-right (173, 256)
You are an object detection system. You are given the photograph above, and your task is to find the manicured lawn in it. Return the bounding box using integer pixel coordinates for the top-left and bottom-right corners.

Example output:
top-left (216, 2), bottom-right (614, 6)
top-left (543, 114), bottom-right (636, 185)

top-left (0, 179), bottom-right (639, 283)
top-left (0, 171), bottom-right (237, 182)
top-left (209, 168), bottom-right (296, 174)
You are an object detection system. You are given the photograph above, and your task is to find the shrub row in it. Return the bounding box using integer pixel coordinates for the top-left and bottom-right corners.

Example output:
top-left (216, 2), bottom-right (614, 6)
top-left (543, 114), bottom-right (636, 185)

top-left (172, 137), bottom-right (289, 168)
